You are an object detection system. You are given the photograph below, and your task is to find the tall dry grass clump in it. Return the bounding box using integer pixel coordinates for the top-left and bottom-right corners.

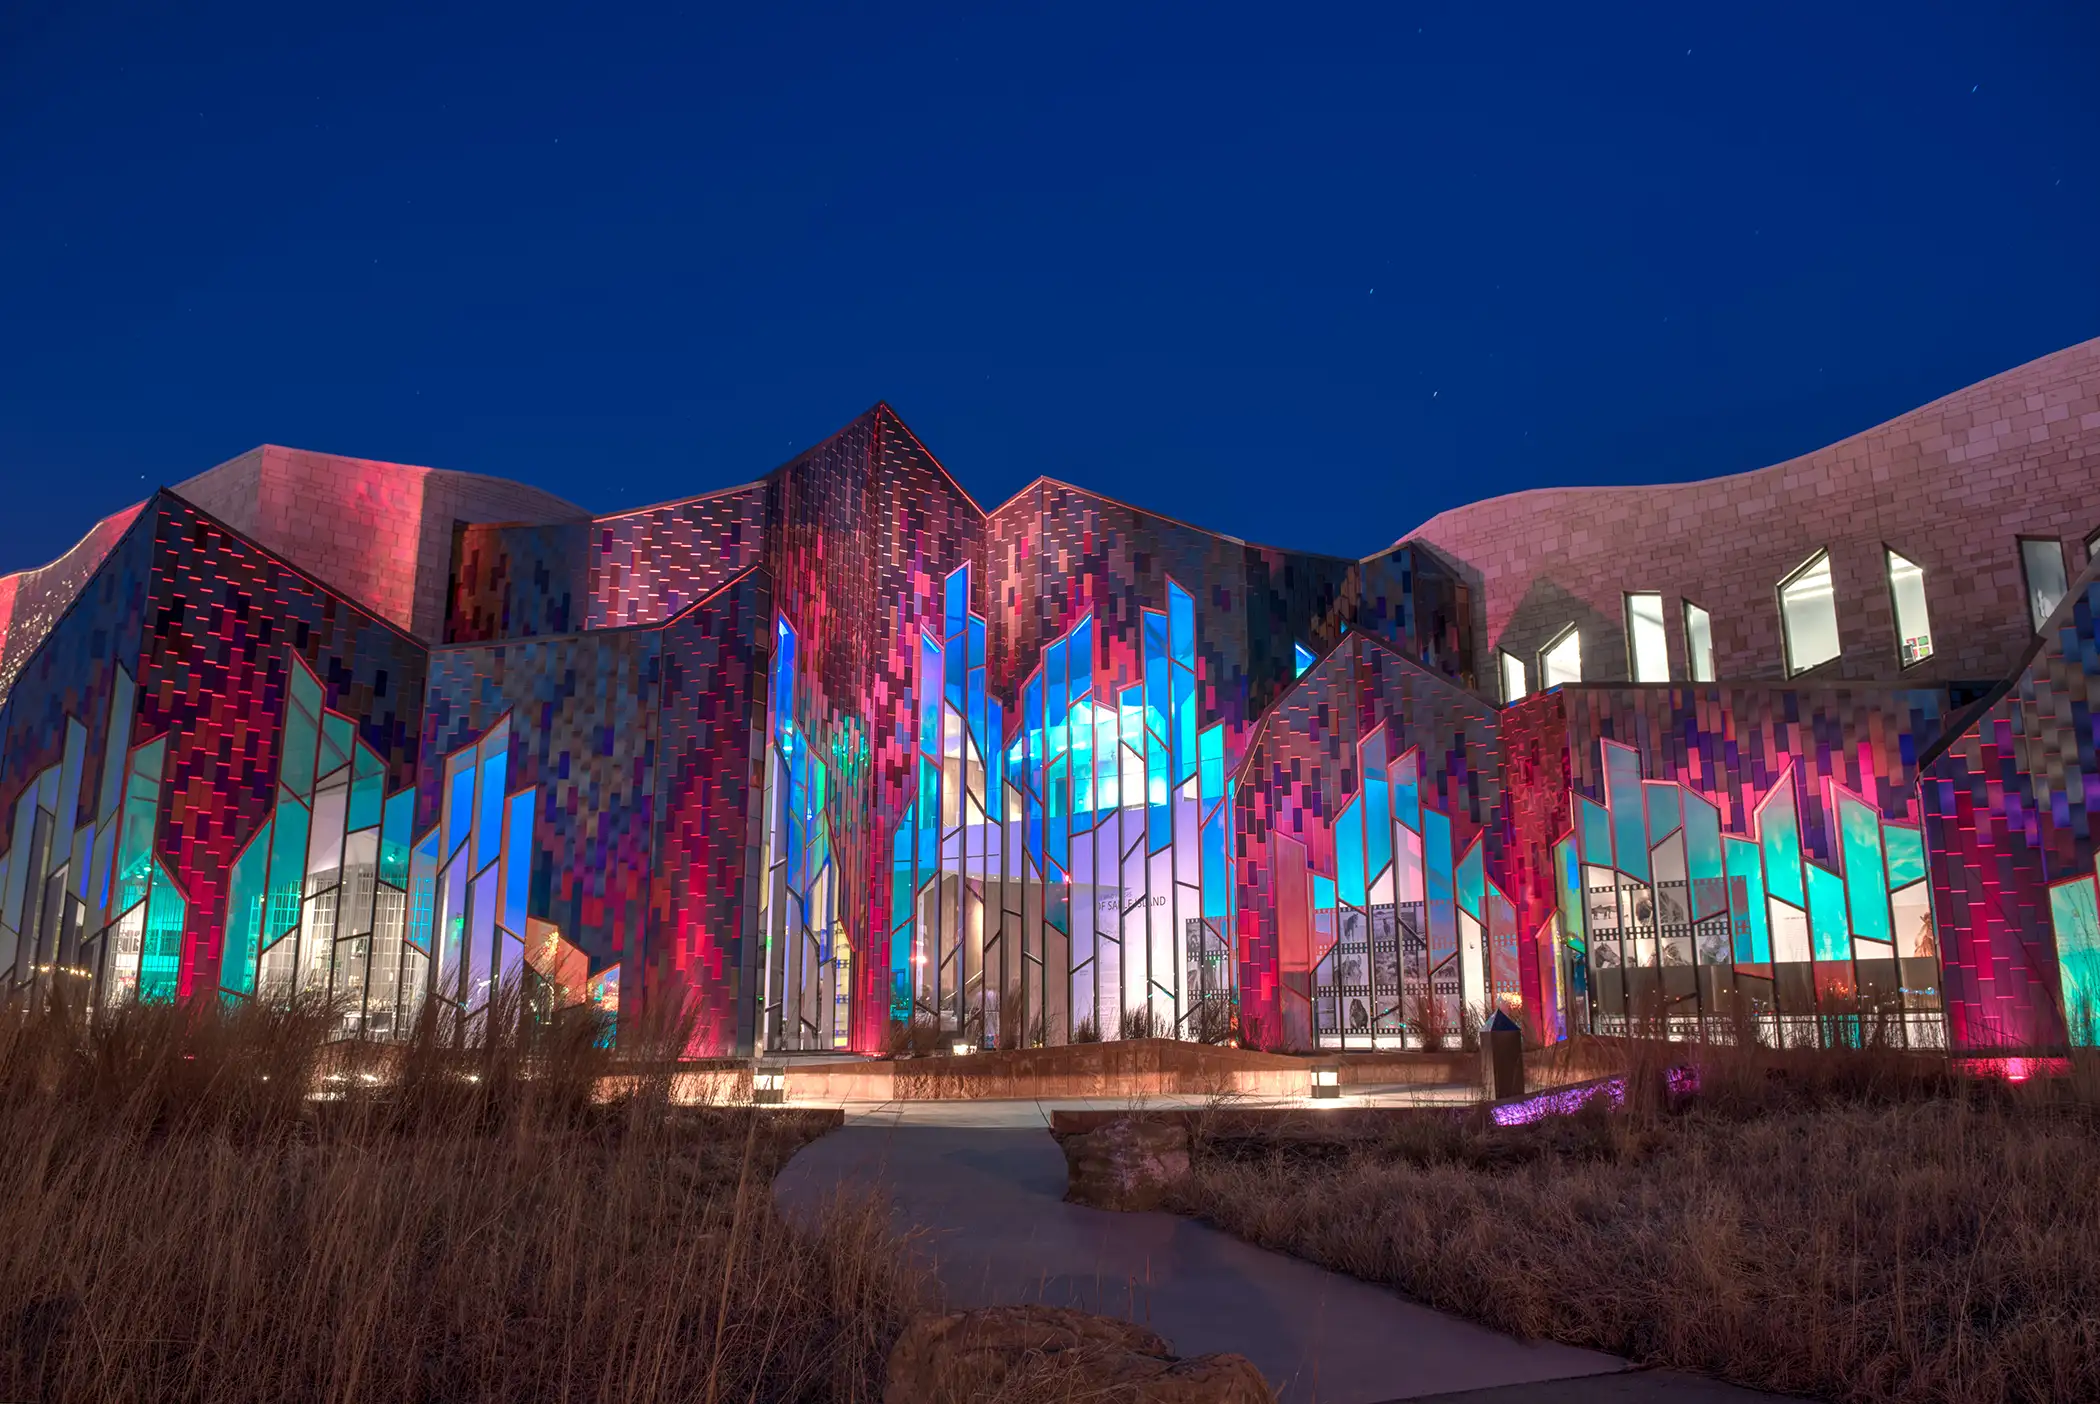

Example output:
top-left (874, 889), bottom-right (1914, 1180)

top-left (1177, 1039), bottom-right (2100, 1404)
top-left (0, 990), bottom-right (923, 1404)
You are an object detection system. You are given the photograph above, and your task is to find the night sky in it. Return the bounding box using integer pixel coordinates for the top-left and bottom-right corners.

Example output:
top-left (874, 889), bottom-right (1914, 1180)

top-left (3, 2), bottom-right (2095, 575)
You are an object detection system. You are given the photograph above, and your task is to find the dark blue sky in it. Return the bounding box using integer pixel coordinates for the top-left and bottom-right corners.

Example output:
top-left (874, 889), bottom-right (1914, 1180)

top-left (3, 2), bottom-right (2095, 574)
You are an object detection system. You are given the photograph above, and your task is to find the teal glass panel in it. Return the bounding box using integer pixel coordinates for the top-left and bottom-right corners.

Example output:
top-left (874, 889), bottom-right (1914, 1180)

top-left (1390, 748), bottom-right (1420, 831)
top-left (1456, 837), bottom-right (1484, 919)
top-left (918, 757), bottom-right (940, 867)
top-left (1169, 582), bottom-right (1195, 669)
top-left (1423, 809), bottom-right (1455, 955)
top-left (1363, 731), bottom-right (1392, 883)
top-left (318, 712), bottom-right (354, 782)
top-left (1644, 782), bottom-right (1681, 844)
top-left (1045, 757), bottom-right (1069, 869)
top-left (1336, 796), bottom-right (1367, 908)
top-left (1758, 780), bottom-right (1805, 907)
top-left (1725, 836), bottom-right (1770, 963)
top-left (1312, 875), bottom-right (1336, 912)
top-left (2047, 877), bottom-right (2100, 1045)
top-left (347, 743), bottom-right (384, 832)
top-left (379, 789), bottom-right (413, 887)
top-left (283, 663), bottom-right (322, 798)
top-left (502, 789), bottom-right (534, 936)
top-left (1604, 745), bottom-right (1648, 881)
top-left (1198, 724), bottom-right (1224, 808)
top-left (266, 790), bottom-right (309, 941)
top-left (1578, 797), bottom-right (1613, 871)
top-left (1806, 863), bottom-right (1849, 961)
top-left (1173, 666), bottom-right (1196, 785)
top-left (1070, 696), bottom-right (1093, 817)
top-left (1884, 824), bottom-right (1927, 890)
top-left (1682, 791), bottom-right (1725, 921)
top-left (1094, 707), bottom-right (1119, 813)
top-left (1027, 676), bottom-right (1046, 773)
top-left (475, 740), bottom-right (508, 873)
top-left (1838, 796), bottom-right (1892, 949)
top-left (1145, 729), bottom-right (1171, 852)
top-left (221, 819), bottom-right (271, 997)
top-left (114, 738), bottom-right (166, 918)
top-left (1553, 837), bottom-right (1584, 948)
top-left (139, 861), bottom-right (186, 1001)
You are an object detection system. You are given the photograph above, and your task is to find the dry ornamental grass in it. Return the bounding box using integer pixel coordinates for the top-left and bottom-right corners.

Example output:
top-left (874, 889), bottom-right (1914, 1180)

top-left (0, 991), bottom-right (925, 1404)
top-left (1176, 1040), bottom-right (2100, 1404)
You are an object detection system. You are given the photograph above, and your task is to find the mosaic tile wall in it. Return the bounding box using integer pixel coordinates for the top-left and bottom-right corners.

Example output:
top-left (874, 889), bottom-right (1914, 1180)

top-left (587, 484), bottom-right (770, 630)
top-left (445, 521), bottom-right (591, 643)
top-left (1922, 555), bottom-right (2100, 1050)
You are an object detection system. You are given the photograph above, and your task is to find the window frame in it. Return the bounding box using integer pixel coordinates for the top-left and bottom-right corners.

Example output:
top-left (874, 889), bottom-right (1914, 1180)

top-left (1882, 546), bottom-right (1934, 671)
top-left (1681, 599), bottom-right (1716, 683)
top-left (1537, 624), bottom-right (1581, 690)
top-left (2019, 536), bottom-right (2070, 633)
top-left (1776, 548), bottom-right (1841, 678)
top-left (1499, 650), bottom-right (1529, 705)
top-left (1623, 591), bottom-right (1669, 684)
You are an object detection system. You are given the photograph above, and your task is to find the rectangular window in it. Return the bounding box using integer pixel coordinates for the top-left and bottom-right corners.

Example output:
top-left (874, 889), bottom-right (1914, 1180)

top-left (1885, 549), bottom-right (1933, 667)
top-left (1778, 550), bottom-right (1840, 675)
top-left (2022, 537), bottom-right (2069, 631)
top-left (1682, 601), bottom-right (1716, 682)
top-left (1500, 651), bottom-right (1528, 704)
top-left (1624, 592), bottom-right (1668, 682)
top-left (1539, 627), bottom-right (1581, 688)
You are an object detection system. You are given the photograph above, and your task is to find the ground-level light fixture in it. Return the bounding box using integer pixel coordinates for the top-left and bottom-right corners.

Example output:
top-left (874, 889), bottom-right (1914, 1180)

top-left (952, 1041), bottom-right (978, 1057)
top-left (752, 1063), bottom-right (788, 1105)
top-left (1310, 1062), bottom-right (1343, 1100)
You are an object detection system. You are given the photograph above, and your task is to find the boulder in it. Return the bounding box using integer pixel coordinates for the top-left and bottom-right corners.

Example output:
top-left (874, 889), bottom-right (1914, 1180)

top-left (883, 1303), bottom-right (1273, 1404)
top-left (1061, 1115), bottom-right (1191, 1212)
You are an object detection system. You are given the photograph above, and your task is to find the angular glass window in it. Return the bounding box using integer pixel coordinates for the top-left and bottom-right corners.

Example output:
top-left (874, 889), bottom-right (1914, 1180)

top-left (1885, 549), bottom-right (1933, 666)
top-left (1624, 592), bottom-right (1668, 682)
top-left (2021, 537), bottom-right (2069, 631)
top-left (1500, 651), bottom-right (1528, 703)
top-left (1539, 626), bottom-right (1581, 689)
top-left (1778, 550), bottom-right (1840, 675)
top-left (1682, 601), bottom-right (1716, 682)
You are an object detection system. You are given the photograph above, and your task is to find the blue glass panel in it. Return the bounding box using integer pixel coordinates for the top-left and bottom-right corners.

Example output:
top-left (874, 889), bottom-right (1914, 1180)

top-left (1173, 666), bottom-right (1196, 784)
top-left (1336, 796), bottom-right (1366, 908)
top-left (1026, 675), bottom-right (1046, 775)
top-left (1294, 643), bottom-right (1315, 677)
top-left (1169, 583), bottom-right (1195, 668)
top-left (1838, 796), bottom-right (1891, 949)
top-left (1604, 744), bottom-right (1648, 881)
top-left (986, 699), bottom-right (1006, 823)
top-left (1884, 824), bottom-right (1927, 890)
top-left (1146, 729), bottom-right (1171, 852)
top-left (969, 615), bottom-right (986, 670)
top-left (1390, 748), bottom-right (1420, 831)
top-left (1682, 790), bottom-right (1725, 921)
top-left (919, 634), bottom-right (942, 758)
top-left (502, 789), bottom-right (534, 936)
top-left (467, 866), bottom-right (499, 1008)
top-left (1363, 731), bottom-right (1392, 882)
top-left (1423, 809), bottom-right (1455, 959)
top-left (1758, 779), bottom-right (1805, 907)
top-left (1201, 810), bottom-right (1227, 919)
top-left (1725, 837), bottom-right (1770, 963)
top-left (1456, 837), bottom-right (1484, 919)
top-left (1069, 616), bottom-right (1092, 697)
top-left (475, 741), bottom-right (508, 874)
top-left (1144, 608), bottom-right (1170, 678)
top-left (379, 789), bottom-right (413, 887)
top-left (1806, 863), bottom-right (1849, 961)
top-left (945, 619), bottom-right (967, 711)
top-left (1145, 645), bottom-right (1169, 742)
top-left (443, 751), bottom-right (475, 862)
top-left (1046, 758), bottom-right (1069, 869)
top-left (944, 563), bottom-right (969, 641)
top-left (1644, 782), bottom-right (1680, 844)
top-left (1046, 639), bottom-right (1068, 759)
top-left (1578, 797), bottom-right (1614, 871)
top-left (771, 614), bottom-right (796, 734)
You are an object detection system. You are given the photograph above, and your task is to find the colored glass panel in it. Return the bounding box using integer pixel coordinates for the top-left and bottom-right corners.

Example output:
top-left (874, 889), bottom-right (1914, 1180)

top-left (1838, 796), bottom-right (1892, 949)
top-left (114, 739), bottom-right (166, 919)
top-left (1884, 824), bottom-right (1927, 890)
top-left (266, 790), bottom-right (310, 942)
top-left (475, 731), bottom-right (509, 873)
top-left (221, 819), bottom-right (271, 996)
top-left (283, 662), bottom-right (322, 798)
top-left (1604, 744), bottom-right (1648, 881)
top-left (1390, 748), bottom-right (1420, 832)
top-left (1682, 790), bottom-right (1725, 922)
top-left (139, 861), bottom-right (185, 1001)
top-left (1757, 778), bottom-right (1805, 908)
top-left (1806, 863), bottom-right (1849, 962)
top-left (1725, 836), bottom-right (1769, 963)
top-left (1336, 795), bottom-right (1367, 908)
top-left (2048, 877), bottom-right (2100, 1045)
top-left (318, 712), bottom-right (354, 782)
top-left (1456, 837), bottom-right (1484, 920)
top-left (503, 789), bottom-right (534, 937)
top-left (1644, 781), bottom-right (1680, 844)
top-left (1578, 796), bottom-right (1613, 871)
top-left (379, 789), bottom-right (413, 887)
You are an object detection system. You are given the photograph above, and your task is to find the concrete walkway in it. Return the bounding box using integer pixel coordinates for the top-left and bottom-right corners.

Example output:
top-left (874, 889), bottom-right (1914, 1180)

top-left (773, 1101), bottom-right (1659, 1403)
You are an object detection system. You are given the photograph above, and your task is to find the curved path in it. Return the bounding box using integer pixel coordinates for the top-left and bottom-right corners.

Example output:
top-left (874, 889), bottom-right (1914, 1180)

top-left (774, 1101), bottom-right (1643, 1403)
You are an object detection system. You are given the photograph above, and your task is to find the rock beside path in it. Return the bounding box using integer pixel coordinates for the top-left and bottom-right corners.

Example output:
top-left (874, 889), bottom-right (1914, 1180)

top-left (883, 1303), bottom-right (1273, 1403)
top-left (1060, 1115), bottom-right (1190, 1211)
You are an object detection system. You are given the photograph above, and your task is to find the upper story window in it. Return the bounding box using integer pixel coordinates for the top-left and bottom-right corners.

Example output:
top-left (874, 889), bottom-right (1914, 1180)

top-left (1778, 550), bottom-right (1840, 676)
top-left (2022, 537), bottom-right (2069, 631)
top-left (1885, 549), bottom-right (1933, 667)
top-left (1624, 592), bottom-right (1668, 682)
top-left (1500, 651), bottom-right (1529, 704)
top-left (1539, 626), bottom-right (1581, 688)
top-left (1683, 601), bottom-right (1716, 682)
